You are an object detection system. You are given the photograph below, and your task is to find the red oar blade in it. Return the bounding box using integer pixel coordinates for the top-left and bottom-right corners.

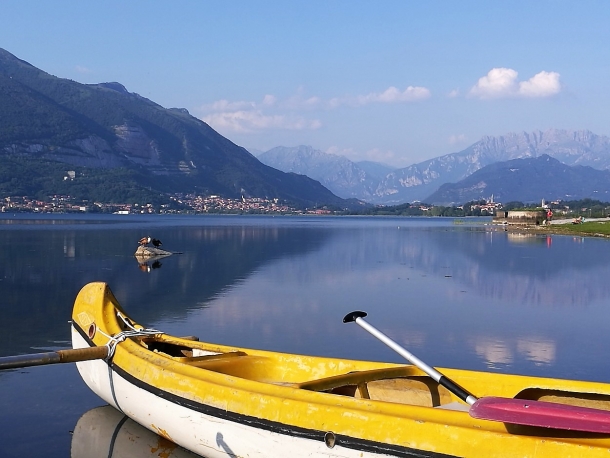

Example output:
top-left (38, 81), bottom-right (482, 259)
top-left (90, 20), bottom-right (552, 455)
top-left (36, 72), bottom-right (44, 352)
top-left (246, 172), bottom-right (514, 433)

top-left (470, 396), bottom-right (610, 433)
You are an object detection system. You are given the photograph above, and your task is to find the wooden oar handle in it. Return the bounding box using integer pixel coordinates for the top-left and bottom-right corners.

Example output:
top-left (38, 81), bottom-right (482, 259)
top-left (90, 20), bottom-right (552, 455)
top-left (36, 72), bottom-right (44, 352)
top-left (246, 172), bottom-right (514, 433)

top-left (0, 346), bottom-right (108, 370)
top-left (57, 346), bottom-right (108, 363)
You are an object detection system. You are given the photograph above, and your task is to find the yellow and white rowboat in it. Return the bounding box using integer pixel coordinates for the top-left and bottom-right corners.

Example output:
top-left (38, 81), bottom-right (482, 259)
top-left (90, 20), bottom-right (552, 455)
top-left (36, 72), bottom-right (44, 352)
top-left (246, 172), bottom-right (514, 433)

top-left (70, 282), bottom-right (610, 457)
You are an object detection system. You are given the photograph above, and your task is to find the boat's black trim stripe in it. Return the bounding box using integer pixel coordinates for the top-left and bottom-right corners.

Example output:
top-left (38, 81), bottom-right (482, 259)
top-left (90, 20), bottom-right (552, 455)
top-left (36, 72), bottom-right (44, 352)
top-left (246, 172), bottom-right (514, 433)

top-left (73, 323), bottom-right (458, 458)
top-left (107, 363), bottom-right (122, 413)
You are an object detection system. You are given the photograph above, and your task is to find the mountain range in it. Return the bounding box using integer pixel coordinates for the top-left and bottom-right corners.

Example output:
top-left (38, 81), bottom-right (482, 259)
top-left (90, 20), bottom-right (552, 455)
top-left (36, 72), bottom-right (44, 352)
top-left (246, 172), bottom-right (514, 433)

top-left (427, 154), bottom-right (610, 205)
top-left (3, 47), bottom-right (609, 209)
top-left (0, 48), bottom-right (349, 208)
top-left (257, 130), bottom-right (610, 205)
top-left (257, 146), bottom-right (395, 201)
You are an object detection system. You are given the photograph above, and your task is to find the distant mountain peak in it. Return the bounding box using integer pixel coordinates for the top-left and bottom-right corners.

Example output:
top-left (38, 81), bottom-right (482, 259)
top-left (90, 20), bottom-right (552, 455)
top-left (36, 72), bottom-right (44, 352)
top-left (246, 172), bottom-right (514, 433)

top-left (96, 82), bottom-right (130, 94)
top-left (0, 48), bottom-right (349, 208)
top-left (258, 146), bottom-right (395, 200)
top-left (257, 132), bottom-right (610, 205)
top-left (374, 129), bottom-right (610, 204)
top-left (0, 48), bottom-right (36, 69)
top-left (168, 107), bottom-right (190, 115)
top-left (425, 154), bottom-right (610, 205)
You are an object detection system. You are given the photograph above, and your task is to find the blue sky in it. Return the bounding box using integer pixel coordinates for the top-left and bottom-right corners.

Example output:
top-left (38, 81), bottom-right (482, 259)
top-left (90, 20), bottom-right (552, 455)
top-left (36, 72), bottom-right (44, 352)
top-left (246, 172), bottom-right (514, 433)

top-left (2, 1), bottom-right (609, 167)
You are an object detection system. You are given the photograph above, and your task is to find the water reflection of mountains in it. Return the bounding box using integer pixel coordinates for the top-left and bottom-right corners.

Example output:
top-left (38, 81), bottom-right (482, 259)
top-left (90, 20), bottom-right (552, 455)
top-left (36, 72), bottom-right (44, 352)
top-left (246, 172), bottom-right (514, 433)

top-left (0, 225), bottom-right (329, 355)
top-left (261, 226), bottom-right (610, 308)
top-left (3, 221), bottom-right (609, 356)
top-left (432, 229), bottom-right (610, 307)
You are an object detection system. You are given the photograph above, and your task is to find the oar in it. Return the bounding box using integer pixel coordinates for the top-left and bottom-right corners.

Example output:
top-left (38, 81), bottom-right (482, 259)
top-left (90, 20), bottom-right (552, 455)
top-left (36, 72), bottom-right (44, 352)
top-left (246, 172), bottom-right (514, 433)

top-left (344, 311), bottom-right (610, 433)
top-left (343, 311), bottom-right (477, 405)
top-left (0, 346), bottom-right (108, 370)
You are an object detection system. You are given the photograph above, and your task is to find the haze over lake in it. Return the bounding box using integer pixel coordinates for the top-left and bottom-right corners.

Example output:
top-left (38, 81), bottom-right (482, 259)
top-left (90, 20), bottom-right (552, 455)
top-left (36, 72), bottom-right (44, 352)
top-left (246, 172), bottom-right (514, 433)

top-left (1, 214), bottom-right (610, 457)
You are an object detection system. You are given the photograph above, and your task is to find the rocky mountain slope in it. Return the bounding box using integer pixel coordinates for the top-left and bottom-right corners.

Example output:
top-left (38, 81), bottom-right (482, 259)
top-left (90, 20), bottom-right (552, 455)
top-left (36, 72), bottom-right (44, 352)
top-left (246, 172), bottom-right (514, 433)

top-left (258, 130), bottom-right (610, 205)
top-left (257, 146), bottom-right (391, 200)
top-left (0, 48), bottom-right (347, 207)
top-left (376, 129), bottom-right (610, 204)
top-left (425, 154), bottom-right (610, 205)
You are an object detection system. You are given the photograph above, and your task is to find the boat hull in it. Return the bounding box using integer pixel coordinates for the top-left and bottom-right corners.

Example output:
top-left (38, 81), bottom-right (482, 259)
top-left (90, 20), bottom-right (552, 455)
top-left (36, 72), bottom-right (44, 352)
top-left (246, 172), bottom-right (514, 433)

top-left (71, 282), bottom-right (610, 457)
top-left (73, 328), bottom-right (435, 458)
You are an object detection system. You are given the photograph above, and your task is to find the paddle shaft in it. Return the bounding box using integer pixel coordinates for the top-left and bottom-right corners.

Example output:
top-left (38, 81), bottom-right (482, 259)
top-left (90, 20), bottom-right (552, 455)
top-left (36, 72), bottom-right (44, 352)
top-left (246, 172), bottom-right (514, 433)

top-left (0, 346), bottom-right (108, 370)
top-left (344, 311), bottom-right (610, 432)
top-left (344, 311), bottom-right (477, 406)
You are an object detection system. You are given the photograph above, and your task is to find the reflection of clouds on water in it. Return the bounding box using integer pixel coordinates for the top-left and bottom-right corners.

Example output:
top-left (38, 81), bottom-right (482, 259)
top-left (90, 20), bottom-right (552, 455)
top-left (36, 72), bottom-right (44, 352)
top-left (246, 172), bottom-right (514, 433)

top-left (517, 338), bottom-right (556, 366)
top-left (63, 234), bottom-right (76, 257)
top-left (397, 331), bottom-right (426, 348)
top-left (506, 233), bottom-right (548, 245)
top-left (461, 268), bottom-right (598, 308)
top-left (472, 336), bottom-right (556, 369)
top-left (425, 230), bottom-right (610, 308)
top-left (473, 337), bottom-right (513, 368)
top-left (219, 226), bottom-right (610, 309)
top-left (148, 221), bottom-right (610, 380)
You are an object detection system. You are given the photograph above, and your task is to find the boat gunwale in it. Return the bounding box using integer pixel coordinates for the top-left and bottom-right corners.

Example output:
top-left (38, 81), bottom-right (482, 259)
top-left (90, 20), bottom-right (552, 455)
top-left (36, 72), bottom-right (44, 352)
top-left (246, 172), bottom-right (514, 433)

top-left (71, 282), bottom-right (610, 455)
top-left (72, 312), bottom-right (610, 433)
top-left (74, 323), bottom-right (475, 458)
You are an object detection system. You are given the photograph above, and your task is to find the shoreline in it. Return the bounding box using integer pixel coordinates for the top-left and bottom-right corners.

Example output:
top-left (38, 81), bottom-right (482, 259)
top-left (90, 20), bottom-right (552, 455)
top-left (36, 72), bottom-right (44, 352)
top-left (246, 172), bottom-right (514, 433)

top-left (493, 217), bottom-right (610, 238)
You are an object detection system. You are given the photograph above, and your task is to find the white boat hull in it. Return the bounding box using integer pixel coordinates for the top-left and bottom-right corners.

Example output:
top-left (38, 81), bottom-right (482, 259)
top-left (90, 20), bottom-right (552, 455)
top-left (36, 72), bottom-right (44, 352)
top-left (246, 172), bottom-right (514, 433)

top-left (68, 281), bottom-right (610, 458)
top-left (73, 328), bottom-right (415, 458)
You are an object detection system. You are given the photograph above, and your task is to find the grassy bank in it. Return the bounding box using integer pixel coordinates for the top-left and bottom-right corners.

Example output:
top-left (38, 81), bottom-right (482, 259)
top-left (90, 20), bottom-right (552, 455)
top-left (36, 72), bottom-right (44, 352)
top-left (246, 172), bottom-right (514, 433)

top-left (535, 221), bottom-right (610, 237)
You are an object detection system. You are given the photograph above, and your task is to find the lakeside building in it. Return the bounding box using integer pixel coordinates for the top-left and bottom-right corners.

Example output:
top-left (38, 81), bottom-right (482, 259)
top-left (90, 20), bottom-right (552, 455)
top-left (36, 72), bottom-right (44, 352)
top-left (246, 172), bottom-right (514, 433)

top-left (493, 210), bottom-right (547, 225)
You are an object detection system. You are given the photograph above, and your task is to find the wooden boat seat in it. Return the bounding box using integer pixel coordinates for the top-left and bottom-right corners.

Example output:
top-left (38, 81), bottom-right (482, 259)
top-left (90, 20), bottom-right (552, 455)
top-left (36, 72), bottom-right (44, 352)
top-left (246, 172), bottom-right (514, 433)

top-left (138, 334), bottom-right (460, 407)
top-left (174, 351), bottom-right (249, 367)
top-left (295, 366), bottom-right (457, 407)
top-left (138, 336), bottom-right (273, 379)
top-left (516, 388), bottom-right (610, 411)
top-left (176, 352), bottom-right (271, 379)
top-left (295, 366), bottom-right (415, 391)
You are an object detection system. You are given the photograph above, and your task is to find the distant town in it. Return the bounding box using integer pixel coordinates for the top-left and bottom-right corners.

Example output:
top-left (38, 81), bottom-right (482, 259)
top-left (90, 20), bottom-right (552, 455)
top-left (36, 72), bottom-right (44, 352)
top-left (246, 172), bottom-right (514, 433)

top-left (1, 194), bottom-right (608, 219)
top-left (1, 193), bottom-right (497, 216)
top-left (0, 194), bottom-right (332, 215)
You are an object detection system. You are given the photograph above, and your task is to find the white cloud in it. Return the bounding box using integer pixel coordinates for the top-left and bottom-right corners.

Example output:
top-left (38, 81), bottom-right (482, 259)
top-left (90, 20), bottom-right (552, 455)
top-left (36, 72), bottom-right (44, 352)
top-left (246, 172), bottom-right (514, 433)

top-left (75, 65), bottom-right (92, 74)
top-left (518, 71), bottom-right (561, 97)
top-left (470, 68), bottom-right (519, 99)
top-left (352, 86), bottom-right (431, 106)
top-left (326, 146), bottom-right (356, 158)
top-left (197, 83), bottom-right (430, 135)
top-left (448, 89), bottom-right (460, 98)
top-left (202, 99), bottom-right (255, 111)
top-left (262, 94), bottom-right (276, 106)
top-left (363, 148), bottom-right (401, 163)
top-left (203, 110), bottom-right (321, 133)
top-left (327, 86), bottom-right (431, 108)
top-left (197, 92), bottom-right (323, 134)
top-left (284, 93), bottom-right (322, 110)
top-left (326, 146), bottom-right (400, 164)
top-left (327, 97), bottom-right (342, 109)
top-left (448, 134), bottom-right (467, 145)
top-left (470, 68), bottom-right (561, 99)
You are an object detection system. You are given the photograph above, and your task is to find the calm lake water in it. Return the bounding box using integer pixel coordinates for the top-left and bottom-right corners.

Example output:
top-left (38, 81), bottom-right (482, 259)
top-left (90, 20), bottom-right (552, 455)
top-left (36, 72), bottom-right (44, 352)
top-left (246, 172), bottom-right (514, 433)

top-left (2, 214), bottom-right (610, 457)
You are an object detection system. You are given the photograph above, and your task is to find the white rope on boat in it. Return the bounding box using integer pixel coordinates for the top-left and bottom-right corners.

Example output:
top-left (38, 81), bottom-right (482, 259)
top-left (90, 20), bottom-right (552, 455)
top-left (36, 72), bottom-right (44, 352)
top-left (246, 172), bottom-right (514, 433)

top-left (96, 312), bottom-right (162, 361)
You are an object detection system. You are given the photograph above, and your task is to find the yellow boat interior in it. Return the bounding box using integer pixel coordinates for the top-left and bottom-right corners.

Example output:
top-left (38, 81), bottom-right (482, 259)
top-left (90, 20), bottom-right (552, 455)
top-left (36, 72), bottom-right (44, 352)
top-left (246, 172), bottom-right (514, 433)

top-left (138, 333), bottom-right (610, 413)
top-left (76, 282), bottom-right (610, 417)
